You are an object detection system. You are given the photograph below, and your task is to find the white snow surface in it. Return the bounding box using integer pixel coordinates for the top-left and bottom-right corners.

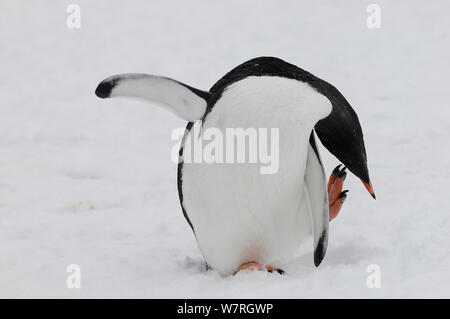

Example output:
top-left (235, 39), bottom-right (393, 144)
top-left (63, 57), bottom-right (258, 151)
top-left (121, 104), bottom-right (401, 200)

top-left (1, 0), bottom-right (449, 298)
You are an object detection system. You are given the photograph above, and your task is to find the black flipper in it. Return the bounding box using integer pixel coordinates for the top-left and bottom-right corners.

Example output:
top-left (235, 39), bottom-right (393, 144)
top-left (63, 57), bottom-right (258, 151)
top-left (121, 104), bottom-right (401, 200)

top-left (304, 133), bottom-right (329, 267)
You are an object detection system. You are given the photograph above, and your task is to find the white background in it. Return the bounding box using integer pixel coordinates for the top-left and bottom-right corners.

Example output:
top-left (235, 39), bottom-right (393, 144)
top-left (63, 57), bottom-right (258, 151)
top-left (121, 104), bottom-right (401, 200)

top-left (1, 0), bottom-right (449, 297)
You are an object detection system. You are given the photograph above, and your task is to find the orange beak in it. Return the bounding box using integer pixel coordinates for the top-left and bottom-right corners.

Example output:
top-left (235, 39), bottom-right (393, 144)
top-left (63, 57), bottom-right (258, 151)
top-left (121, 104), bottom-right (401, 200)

top-left (361, 179), bottom-right (376, 199)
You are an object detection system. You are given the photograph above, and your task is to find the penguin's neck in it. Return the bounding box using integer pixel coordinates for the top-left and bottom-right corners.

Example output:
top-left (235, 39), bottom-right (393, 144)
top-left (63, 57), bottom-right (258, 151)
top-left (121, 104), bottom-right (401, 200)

top-left (195, 76), bottom-right (331, 180)
top-left (203, 76), bottom-right (332, 139)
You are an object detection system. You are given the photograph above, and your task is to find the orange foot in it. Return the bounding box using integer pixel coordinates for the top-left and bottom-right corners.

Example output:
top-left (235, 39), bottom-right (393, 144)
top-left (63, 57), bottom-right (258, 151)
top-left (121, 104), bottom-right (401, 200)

top-left (235, 262), bottom-right (285, 275)
top-left (328, 165), bottom-right (349, 221)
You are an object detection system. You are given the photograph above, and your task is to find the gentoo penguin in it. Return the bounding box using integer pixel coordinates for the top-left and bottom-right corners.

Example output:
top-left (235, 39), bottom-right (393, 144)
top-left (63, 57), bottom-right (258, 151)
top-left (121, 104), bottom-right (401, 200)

top-left (95, 57), bottom-right (375, 276)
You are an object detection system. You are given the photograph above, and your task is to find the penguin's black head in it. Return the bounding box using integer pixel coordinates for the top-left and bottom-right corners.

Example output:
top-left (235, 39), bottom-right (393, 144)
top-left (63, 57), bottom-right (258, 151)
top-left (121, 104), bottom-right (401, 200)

top-left (313, 82), bottom-right (375, 199)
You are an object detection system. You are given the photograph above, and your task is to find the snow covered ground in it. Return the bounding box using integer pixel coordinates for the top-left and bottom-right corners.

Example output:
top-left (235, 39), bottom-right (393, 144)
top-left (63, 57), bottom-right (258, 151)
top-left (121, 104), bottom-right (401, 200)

top-left (1, 0), bottom-right (450, 298)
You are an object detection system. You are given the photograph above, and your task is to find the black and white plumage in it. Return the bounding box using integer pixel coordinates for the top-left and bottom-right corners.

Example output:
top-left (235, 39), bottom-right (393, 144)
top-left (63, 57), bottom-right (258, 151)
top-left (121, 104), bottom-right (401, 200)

top-left (95, 57), bottom-right (374, 276)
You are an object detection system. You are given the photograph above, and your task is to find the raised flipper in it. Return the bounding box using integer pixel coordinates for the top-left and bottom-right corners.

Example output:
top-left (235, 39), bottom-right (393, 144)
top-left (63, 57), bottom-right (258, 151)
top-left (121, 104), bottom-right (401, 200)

top-left (304, 133), bottom-right (329, 267)
top-left (95, 74), bottom-right (210, 121)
